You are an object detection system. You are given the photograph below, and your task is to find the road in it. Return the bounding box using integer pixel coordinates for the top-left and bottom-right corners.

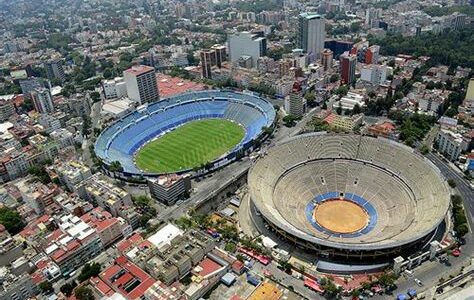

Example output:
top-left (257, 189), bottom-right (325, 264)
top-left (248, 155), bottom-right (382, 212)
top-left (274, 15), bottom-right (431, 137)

top-left (426, 152), bottom-right (474, 226)
top-left (82, 101), bottom-right (102, 166)
top-left (374, 152), bottom-right (474, 299)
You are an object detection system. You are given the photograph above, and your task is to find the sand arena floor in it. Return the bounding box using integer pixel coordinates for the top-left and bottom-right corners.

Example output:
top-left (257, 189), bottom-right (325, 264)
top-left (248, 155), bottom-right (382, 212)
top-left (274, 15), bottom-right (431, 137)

top-left (313, 199), bottom-right (369, 234)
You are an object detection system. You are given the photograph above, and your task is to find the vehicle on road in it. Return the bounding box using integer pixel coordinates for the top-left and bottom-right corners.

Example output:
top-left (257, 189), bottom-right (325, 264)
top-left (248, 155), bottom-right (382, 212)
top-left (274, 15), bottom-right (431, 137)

top-left (404, 270), bottom-right (414, 278)
top-left (414, 278), bottom-right (423, 286)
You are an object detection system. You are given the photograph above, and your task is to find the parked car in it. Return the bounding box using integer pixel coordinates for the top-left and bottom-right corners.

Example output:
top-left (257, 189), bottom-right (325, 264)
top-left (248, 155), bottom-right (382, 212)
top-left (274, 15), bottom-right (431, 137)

top-left (414, 278), bottom-right (423, 286)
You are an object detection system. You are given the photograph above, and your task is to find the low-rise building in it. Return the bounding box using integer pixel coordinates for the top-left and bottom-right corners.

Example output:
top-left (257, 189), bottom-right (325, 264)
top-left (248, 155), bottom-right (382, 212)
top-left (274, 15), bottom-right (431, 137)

top-left (145, 226), bottom-right (215, 285)
top-left (324, 112), bottom-right (363, 132)
top-left (334, 92), bottom-right (365, 111)
top-left (92, 256), bottom-right (156, 300)
top-left (53, 160), bottom-right (92, 194)
top-left (49, 128), bottom-right (74, 148)
top-left (81, 207), bottom-right (132, 247)
top-left (102, 77), bottom-right (127, 100)
top-left (0, 269), bottom-right (38, 300)
top-left (44, 214), bottom-right (103, 276)
top-left (80, 174), bottom-right (133, 216)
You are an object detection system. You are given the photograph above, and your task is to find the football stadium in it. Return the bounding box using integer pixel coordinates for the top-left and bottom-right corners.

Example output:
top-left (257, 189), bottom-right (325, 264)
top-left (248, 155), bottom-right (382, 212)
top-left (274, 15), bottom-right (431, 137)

top-left (248, 133), bottom-right (451, 260)
top-left (95, 90), bottom-right (275, 177)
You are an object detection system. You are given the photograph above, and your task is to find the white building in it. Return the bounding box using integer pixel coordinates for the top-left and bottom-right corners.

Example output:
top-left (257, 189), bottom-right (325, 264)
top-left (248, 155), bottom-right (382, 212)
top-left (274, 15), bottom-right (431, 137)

top-left (297, 13), bottom-right (325, 61)
top-left (102, 77), bottom-right (127, 99)
top-left (436, 129), bottom-right (469, 161)
top-left (123, 65), bottom-right (160, 104)
top-left (284, 93), bottom-right (306, 118)
top-left (50, 128), bottom-right (74, 148)
top-left (228, 32), bottom-right (267, 68)
top-left (54, 160), bottom-right (92, 193)
top-left (334, 92), bottom-right (365, 111)
top-left (360, 65), bottom-right (387, 85)
top-left (31, 87), bottom-right (54, 113)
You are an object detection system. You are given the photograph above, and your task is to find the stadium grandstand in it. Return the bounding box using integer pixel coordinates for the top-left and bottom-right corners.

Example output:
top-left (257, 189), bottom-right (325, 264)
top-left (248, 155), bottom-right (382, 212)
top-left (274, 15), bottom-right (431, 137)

top-left (95, 90), bottom-right (275, 178)
top-left (248, 133), bottom-right (450, 260)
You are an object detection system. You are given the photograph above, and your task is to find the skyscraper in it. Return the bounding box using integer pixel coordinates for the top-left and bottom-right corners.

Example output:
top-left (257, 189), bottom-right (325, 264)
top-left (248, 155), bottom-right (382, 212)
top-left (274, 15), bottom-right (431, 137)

top-left (44, 60), bottom-right (66, 82)
top-left (298, 13), bottom-right (325, 61)
top-left (340, 52), bottom-right (357, 84)
top-left (228, 32), bottom-right (267, 68)
top-left (31, 87), bottom-right (54, 113)
top-left (199, 45), bottom-right (227, 79)
top-left (123, 65), bottom-right (160, 104)
top-left (320, 49), bottom-right (334, 71)
top-left (200, 50), bottom-right (215, 79)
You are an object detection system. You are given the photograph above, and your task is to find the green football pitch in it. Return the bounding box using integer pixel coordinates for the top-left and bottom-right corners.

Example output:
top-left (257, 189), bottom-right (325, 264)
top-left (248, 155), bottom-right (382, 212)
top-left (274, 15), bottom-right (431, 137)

top-left (135, 119), bottom-right (245, 173)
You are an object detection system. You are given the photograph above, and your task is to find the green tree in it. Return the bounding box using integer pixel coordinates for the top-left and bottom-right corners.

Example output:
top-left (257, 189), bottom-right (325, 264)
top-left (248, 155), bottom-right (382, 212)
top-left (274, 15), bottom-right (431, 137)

top-left (28, 165), bottom-right (52, 184)
top-left (109, 161), bottom-right (123, 173)
top-left (90, 91), bottom-right (101, 102)
top-left (447, 179), bottom-right (456, 188)
top-left (352, 103), bottom-right (362, 115)
top-left (0, 207), bottom-right (25, 235)
top-left (336, 103), bottom-right (343, 115)
top-left (282, 115), bottom-right (299, 127)
top-left (225, 242), bottom-right (237, 252)
top-left (304, 91), bottom-right (316, 107)
top-left (420, 145), bottom-right (430, 155)
top-left (39, 281), bottom-right (53, 294)
top-left (329, 74), bottom-right (339, 83)
top-left (75, 286), bottom-right (95, 300)
top-left (60, 281), bottom-right (77, 297)
top-left (378, 271), bottom-right (397, 287)
top-left (78, 263), bottom-right (101, 282)
top-left (278, 259), bottom-right (292, 273)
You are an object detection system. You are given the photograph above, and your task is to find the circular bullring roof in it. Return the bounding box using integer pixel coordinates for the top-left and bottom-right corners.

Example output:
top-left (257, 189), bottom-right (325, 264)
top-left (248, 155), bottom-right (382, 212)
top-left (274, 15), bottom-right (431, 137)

top-left (95, 90), bottom-right (275, 176)
top-left (248, 133), bottom-right (450, 251)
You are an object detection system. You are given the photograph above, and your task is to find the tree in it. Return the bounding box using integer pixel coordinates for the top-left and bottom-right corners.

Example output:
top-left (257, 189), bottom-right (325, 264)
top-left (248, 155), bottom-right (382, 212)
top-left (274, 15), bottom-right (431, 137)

top-left (304, 91), bottom-right (316, 107)
top-left (335, 85), bottom-right (349, 96)
top-left (282, 115), bottom-right (298, 127)
top-left (361, 281), bottom-right (372, 290)
top-left (109, 161), bottom-right (123, 173)
top-left (0, 207), bottom-right (25, 235)
top-left (420, 145), bottom-right (430, 155)
top-left (352, 103), bottom-right (362, 115)
top-left (278, 259), bottom-right (292, 273)
top-left (378, 271), bottom-right (397, 287)
top-left (60, 281), bottom-right (77, 297)
top-left (75, 287), bottom-right (95, 300)
top-left (39, 281), bottom-right (53, 294)
top-left (336, 103), bottom-right (343, 115)
top-left (447, 179), bottom-right (456, 188)
top-left (28, 165), bottom-right (51, 184)
top-left (78, 263), bottom-right (101, 282)
top-left (90, 91), bottom-right (101, 103)
top-left (321, 277), bottom-right (342, 297)
top-left (224, 242), bottom-right (237, 252)
top-left (351, 289), bottom-right (361, 297)
top-left (329, 74), bottom-right (339, 83)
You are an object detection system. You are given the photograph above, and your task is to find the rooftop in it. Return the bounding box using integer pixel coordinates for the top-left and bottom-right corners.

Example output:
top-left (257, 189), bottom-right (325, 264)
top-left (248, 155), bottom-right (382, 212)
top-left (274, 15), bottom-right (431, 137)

top-left (147, 223), bottom-right (183, 250)
top-left (248, 282), bottom-right (282, 300)
top-left (299, 12), bottom-right (322, 19)
top-left (124, 65), bottom-right (155, 76)
top-left (99, 256), bottom-right (156, 300)
top-left (157, 73), bottom-right (205, 98)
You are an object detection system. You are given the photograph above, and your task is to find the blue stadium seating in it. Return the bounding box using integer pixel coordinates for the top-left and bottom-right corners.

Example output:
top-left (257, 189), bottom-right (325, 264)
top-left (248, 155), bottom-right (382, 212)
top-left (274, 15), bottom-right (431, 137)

top-left (95, 90), bottom-right (276, 175)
